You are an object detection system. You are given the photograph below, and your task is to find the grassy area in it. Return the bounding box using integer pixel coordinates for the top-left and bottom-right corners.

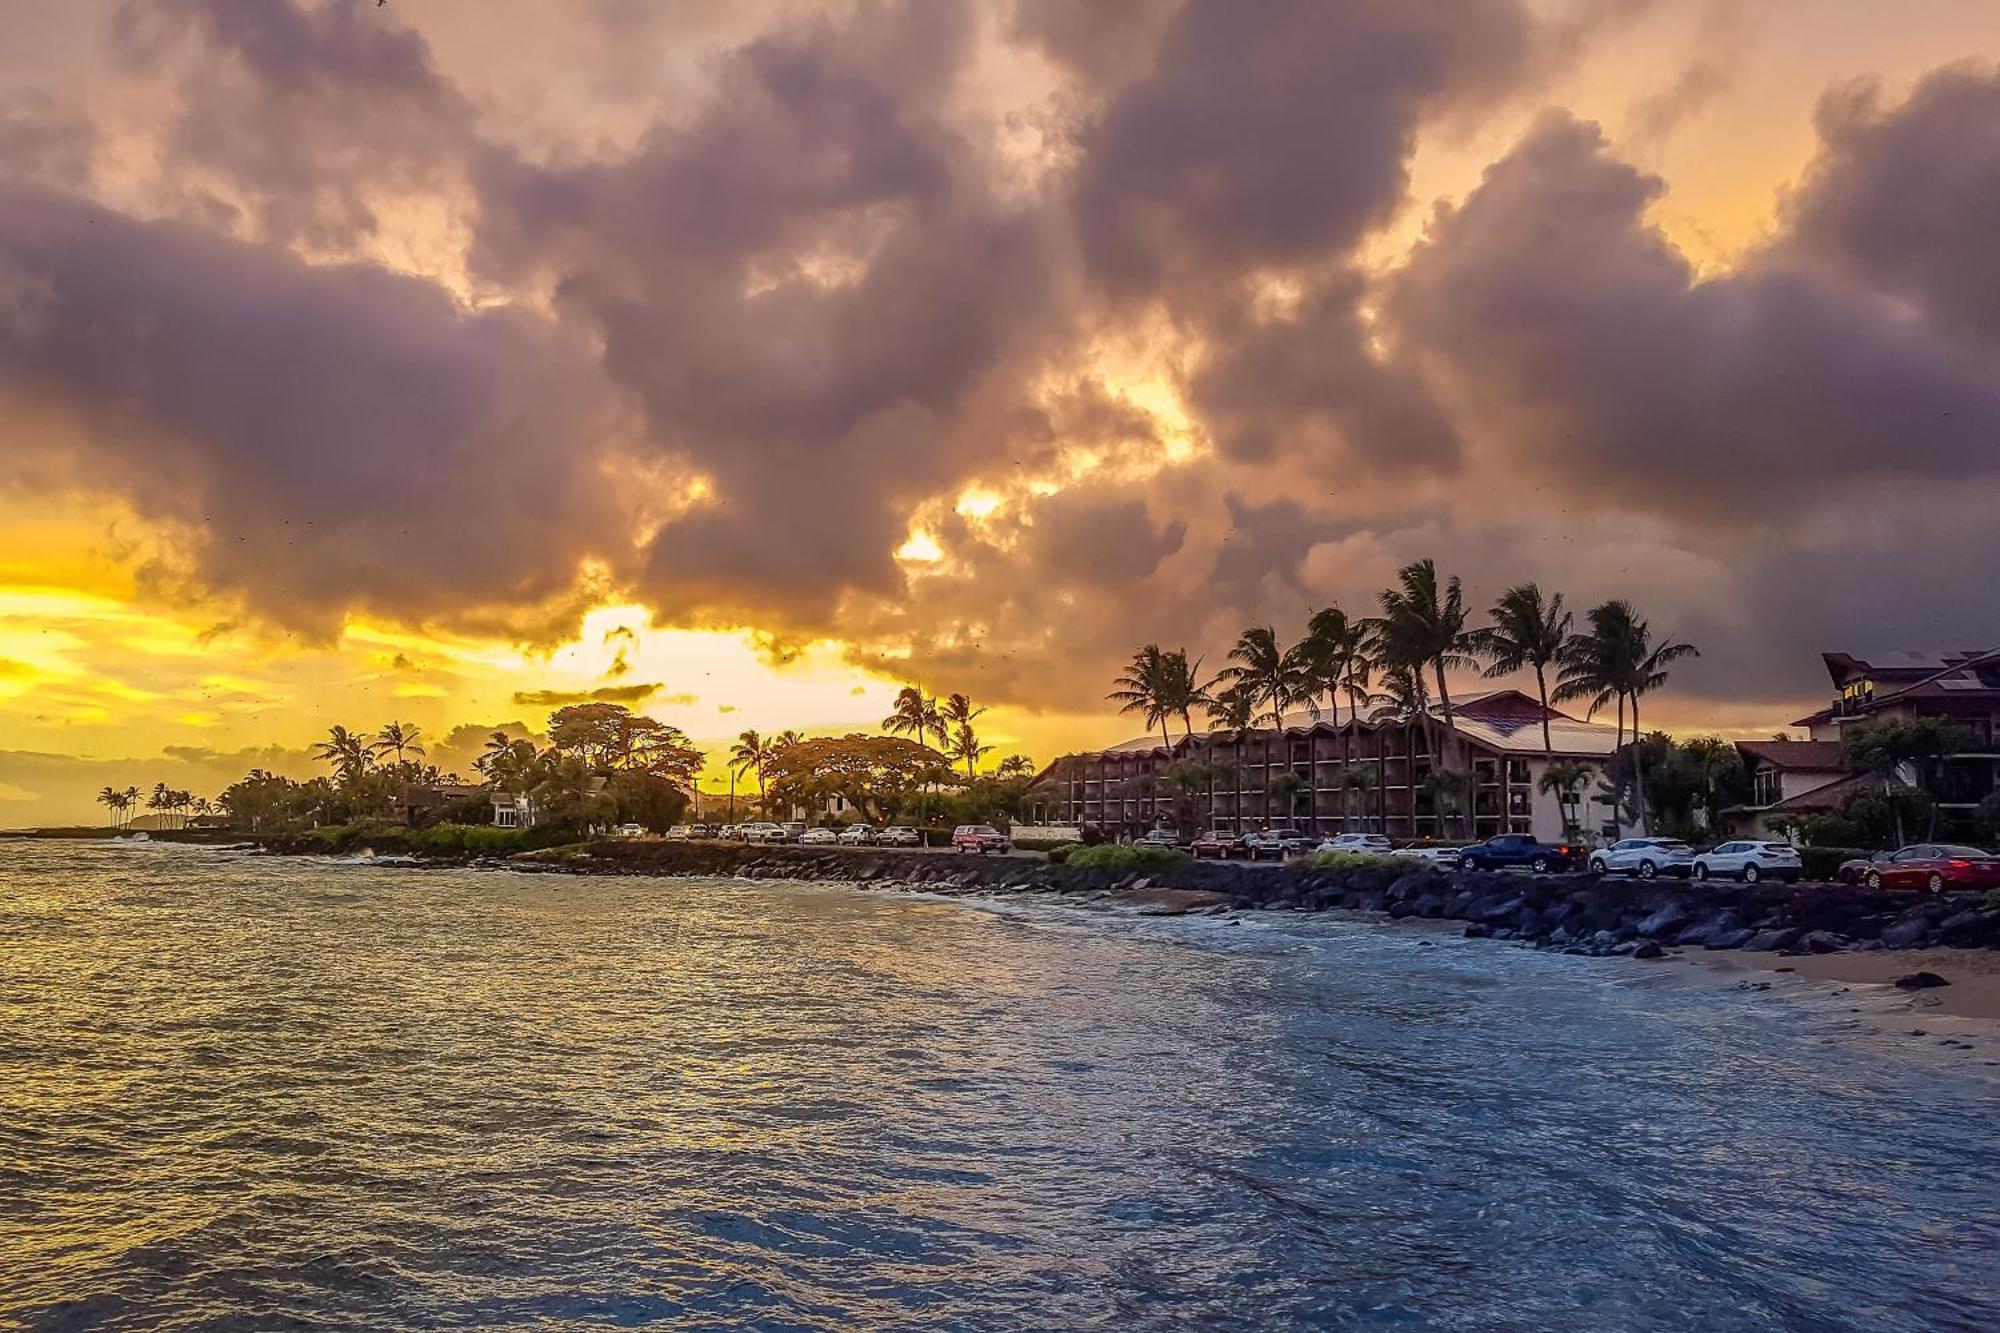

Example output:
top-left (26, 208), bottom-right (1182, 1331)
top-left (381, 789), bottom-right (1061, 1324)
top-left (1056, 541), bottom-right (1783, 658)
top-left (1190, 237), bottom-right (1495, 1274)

top-left (300, 822), bottom-right (575, 857)
top-left (1050, 844), bottom-right (1191, 870)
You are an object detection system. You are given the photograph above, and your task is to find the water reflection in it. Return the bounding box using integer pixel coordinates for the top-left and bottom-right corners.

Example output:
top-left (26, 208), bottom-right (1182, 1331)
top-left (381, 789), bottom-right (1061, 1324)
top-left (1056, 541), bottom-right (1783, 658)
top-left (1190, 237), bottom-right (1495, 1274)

top-left (1, 840), bottom-right (1995, 1330)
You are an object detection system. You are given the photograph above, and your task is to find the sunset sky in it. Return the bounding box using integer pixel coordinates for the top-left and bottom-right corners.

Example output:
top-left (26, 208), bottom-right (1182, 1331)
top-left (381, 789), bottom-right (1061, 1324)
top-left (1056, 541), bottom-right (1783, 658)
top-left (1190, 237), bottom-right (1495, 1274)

top-left (2, 0), bottom-right (1998, 825)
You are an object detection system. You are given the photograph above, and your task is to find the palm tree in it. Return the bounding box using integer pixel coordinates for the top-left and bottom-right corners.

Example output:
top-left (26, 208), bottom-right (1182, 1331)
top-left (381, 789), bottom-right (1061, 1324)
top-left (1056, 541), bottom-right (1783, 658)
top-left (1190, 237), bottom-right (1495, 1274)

top-left (1422, 768), bottom-right (1474, 840)
top-left (996, 755), bottom-right (1036, 780)
top-left (1301, 607), bottom-right (1375, 830)
top-left (1109, 645), bottom-right (1174, 750)
top-left (1375, 560), bottom-right (1480, 764)
top-left (372, 721), bottom-right (425, 765)
top-left (1336, 766), bottom-right (1378, 834)
top-left (1220, 626), bottom-right (1306, 828)
top-left (883, 687), bottom-right (944, 753)
top-left (1476, 583), bottom-right (1571, 753)
top-left (1622, 621), bottom-right (1700, 833)
top-left (309, 725), bottom-right (373, 784)
top-left (1159, 649), bottom-right (1217, 743)
top-left (1370, 662), bottom-right (1432, 838)
top-left (97, 786), bottom-right (123, 828)
top-left (1204, 685), bottom-right (1258, 830)
top-left (948, 721), bottom-right (992, 778)
top-left (1538, 760), bottom-right (1595, 840)
top-left (1555, 602), bottom-right (1639, 749)
top-left (730, 730), bottom-right (772, 806)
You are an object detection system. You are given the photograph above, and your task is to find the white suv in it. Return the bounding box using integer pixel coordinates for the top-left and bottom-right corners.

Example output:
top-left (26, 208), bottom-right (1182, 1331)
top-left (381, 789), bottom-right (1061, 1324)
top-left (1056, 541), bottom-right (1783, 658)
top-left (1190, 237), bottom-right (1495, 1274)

top-left (878, 826), bottom-right (921, 847)
top-left (1692, 841), bottom-right (1803, 884)
top-left (837, 824), bottom-right (877, 845)
top-left (739, 822), bottom-right (787, 844)
top-left (1316, 833), bottom-right (1394, 856)
top-left (1588, 838), bottom-right (1694, 879)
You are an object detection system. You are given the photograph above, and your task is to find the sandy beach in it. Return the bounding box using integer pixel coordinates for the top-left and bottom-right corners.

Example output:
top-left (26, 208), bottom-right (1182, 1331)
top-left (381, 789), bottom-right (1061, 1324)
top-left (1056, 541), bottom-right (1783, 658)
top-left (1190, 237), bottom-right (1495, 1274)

top-left (1689, 946), bottom-right (2000, 1025)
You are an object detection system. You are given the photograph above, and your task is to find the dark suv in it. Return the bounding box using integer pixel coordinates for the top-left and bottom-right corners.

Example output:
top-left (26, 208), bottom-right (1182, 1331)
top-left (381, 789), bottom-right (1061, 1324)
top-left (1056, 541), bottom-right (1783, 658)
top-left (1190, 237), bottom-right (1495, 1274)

top-left (1458, 834), bottom-right (1578, 874)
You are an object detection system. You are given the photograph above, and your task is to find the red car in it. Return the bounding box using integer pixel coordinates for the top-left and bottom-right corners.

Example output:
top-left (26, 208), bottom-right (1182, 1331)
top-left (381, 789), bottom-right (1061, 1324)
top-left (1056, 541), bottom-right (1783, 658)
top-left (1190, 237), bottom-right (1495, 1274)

top-left (1862, 844), bottom-right (2000, 893)
top-left (952, 824), bottom-right (1011, 854)
top-left (1189, 830), bottom-right (1247, 860)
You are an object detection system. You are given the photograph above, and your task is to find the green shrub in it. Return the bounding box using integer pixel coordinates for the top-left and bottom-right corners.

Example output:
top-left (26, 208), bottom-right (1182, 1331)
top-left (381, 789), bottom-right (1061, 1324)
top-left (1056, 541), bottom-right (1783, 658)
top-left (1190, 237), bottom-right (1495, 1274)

top-left (1046, 843), bottom-right (1074, 865)
top-left (297, 821), bottom-right (561, 858)
top-left (1798, 846), bottom-right (1872, 883)
top-left (1059, 844), bottom-right (1189, 871)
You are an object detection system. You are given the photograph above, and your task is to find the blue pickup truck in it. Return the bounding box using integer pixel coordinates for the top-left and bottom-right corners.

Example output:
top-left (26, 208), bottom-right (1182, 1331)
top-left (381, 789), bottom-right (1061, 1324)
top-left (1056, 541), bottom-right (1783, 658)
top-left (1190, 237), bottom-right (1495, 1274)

top-left (1458, 833), bottom-right (1580, 874)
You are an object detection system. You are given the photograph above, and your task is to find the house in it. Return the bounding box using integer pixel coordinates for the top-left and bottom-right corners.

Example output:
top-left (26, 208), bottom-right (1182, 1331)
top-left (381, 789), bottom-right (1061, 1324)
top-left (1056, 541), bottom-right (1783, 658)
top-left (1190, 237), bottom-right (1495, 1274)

top-left (390, 782), bottom-right (486, 828)
top-left (1722, 740), bottom-right (1851, 837)
top-left (1036, 689), bottom-right (1622, 844)
top-left (1789, 648), bottom-right (2000, 834)
top-left (490, 776), bottom-right (609, 828)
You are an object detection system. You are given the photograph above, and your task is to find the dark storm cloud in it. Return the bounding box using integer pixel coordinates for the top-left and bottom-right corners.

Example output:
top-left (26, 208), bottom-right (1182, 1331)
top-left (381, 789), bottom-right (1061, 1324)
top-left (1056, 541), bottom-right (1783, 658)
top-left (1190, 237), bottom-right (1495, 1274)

top-left (511, 684), bottom-right (662, 706)
top-left (1387, 110), bottom-right (2000, 517)
top-left (1785, 63), bottom-right (2000, 345)
top-left (111, 0), bottom-right (473, 246)
top-left (470, 1), bottom-right (1060, 622)
top-left (0, 181), bottom-right (627, 633)
top-left (1070, 0), bottom-right (1535, 289)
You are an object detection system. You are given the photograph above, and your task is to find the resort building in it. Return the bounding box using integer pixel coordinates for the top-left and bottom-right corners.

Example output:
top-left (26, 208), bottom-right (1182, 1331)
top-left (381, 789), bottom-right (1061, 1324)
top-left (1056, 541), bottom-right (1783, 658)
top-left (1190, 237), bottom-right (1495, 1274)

top-left (1035, 690), bottom-right (1621, 843)
top-left (1788, 648), bottom-right (2000, 832)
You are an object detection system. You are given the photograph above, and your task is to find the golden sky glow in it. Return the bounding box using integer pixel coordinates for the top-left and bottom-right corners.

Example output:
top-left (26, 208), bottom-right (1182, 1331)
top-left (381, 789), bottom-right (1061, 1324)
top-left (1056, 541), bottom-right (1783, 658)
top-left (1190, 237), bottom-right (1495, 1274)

top-left (2, 2), bottom-right (1998, 825)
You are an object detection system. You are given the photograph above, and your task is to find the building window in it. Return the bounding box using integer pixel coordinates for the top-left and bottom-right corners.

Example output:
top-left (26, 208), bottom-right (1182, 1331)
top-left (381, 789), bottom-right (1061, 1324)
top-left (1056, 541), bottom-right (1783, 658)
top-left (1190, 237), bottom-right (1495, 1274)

top-left (1508, 789), bottom-right (1531, 818)
top-left (495, 806), bottom-right (518, 828)
top-left (1506, 758), bottom-right (1531, 785)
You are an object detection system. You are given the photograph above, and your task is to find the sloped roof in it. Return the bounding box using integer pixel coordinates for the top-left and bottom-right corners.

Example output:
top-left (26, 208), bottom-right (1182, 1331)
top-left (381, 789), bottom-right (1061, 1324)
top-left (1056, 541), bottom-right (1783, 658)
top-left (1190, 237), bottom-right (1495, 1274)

top-left (1068, 690), bottom-right (1620, 760)
top-left (1735, 740), bottom-right (1844, 771)
top-left (1764, 771), bottom-right (1875, 813)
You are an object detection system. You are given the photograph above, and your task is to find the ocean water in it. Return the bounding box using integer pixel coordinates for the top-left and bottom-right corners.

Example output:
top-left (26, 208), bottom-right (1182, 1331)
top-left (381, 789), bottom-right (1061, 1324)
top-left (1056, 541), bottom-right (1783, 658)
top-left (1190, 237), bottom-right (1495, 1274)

top-left (1, 841), bottom-right (1996, 1331)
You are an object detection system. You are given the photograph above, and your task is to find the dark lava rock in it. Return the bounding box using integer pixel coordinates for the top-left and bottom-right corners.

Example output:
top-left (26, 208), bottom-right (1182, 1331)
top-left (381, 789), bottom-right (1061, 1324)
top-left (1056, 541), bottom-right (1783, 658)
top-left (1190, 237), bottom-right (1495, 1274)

top-left (1893, 971), bottom-right (1951, 991)
top-left (1632, 941), bottom-right (1666, 960)
top-left (1464, 922), bottom-right (1494, 939)
top-left (1635, 903), bottom-right (1691, 939)
top-left (1743, 927), bottom-right (1802, 953)
top-left (1799, 930), bottom-right (1848, 955)
top-left (1703, 928), bottom-right (1756, 951)
top-left (1880, 917), bottom-right (1934, 950)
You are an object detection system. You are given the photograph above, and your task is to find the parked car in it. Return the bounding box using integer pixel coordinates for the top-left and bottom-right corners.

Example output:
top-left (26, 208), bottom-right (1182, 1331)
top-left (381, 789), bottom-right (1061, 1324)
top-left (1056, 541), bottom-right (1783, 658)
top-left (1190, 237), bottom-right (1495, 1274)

top-left (739, 822), bottom-right (787, 844)
top-left (1316, 833), bottom-right (1394, 856)
top-left (612, 823), bottom-right (647, 839)
top-left (780, 822), bottom-right (807, 843)
top-left (837, 823), bottom-right (878, 846)
top-left (1189, 830), bottom-right (1247, 860)
top-left (663, 825), bottom-right (691, 841)
top-left (878, 826), bottom-right (921, 848)
top-left (1402, 846), bottom-right (1463, 870)
top-left (1691, 840), bottom-right (1803, 884)
top-left (1861, 844), bottom-right (2000, 893)
top-left (799, 827), bottom-right (838, 846)
top-left (714, 824), bottom-right (738, 842)
top-left (1459, 834), bottom-right (1578, 874)
top-left (952, 824), bottom-right (1012, 854)
top-left (1588, 837), bottom-right (1695, 880)
top-left (1135, 828), bottom-right (1183, 849)
top-left (1838, 852), bottom-right (1887, 885)
top-left (688, 823), bottom-right (711, 839)
top-left (1244, 828), bottom-right (1314, 860)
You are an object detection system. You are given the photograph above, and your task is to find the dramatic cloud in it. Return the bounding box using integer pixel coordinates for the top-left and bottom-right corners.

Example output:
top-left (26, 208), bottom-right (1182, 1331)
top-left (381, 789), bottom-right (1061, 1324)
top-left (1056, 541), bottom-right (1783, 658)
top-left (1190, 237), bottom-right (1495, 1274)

top-left (0, 180), bottom-right (631, 634)
top-left (511, 684), bottom-right (662, 707)
top-left (1, 0), bottom-right (1997, 756)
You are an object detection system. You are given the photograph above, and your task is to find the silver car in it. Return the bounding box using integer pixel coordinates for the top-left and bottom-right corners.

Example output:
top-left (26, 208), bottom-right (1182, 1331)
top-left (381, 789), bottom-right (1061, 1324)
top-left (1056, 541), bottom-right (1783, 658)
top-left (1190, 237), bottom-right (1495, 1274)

top-left (877, 826), bottom-right (921, 847)
top-left (1588, 838), bottom-right (1695, 880)
top-left (837, 824), bottom-right (877, 846)
top-left (1316, 833), bottom-right (1394, 856)
top-left (1692, 840), bottom-right (1803, 884)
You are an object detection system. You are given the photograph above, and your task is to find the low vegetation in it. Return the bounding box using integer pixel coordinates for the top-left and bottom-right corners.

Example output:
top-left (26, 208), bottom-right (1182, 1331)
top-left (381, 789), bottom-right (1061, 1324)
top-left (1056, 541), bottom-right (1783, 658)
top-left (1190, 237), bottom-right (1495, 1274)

top-left (1049, 844), bottom-right (1189, 870)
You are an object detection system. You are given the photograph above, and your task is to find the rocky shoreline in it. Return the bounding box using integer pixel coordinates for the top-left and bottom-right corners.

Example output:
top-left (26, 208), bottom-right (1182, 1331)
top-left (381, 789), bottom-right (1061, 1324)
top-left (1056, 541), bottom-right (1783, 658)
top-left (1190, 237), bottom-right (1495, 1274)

top-left (508, 840), bottom-right (2000, 959)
